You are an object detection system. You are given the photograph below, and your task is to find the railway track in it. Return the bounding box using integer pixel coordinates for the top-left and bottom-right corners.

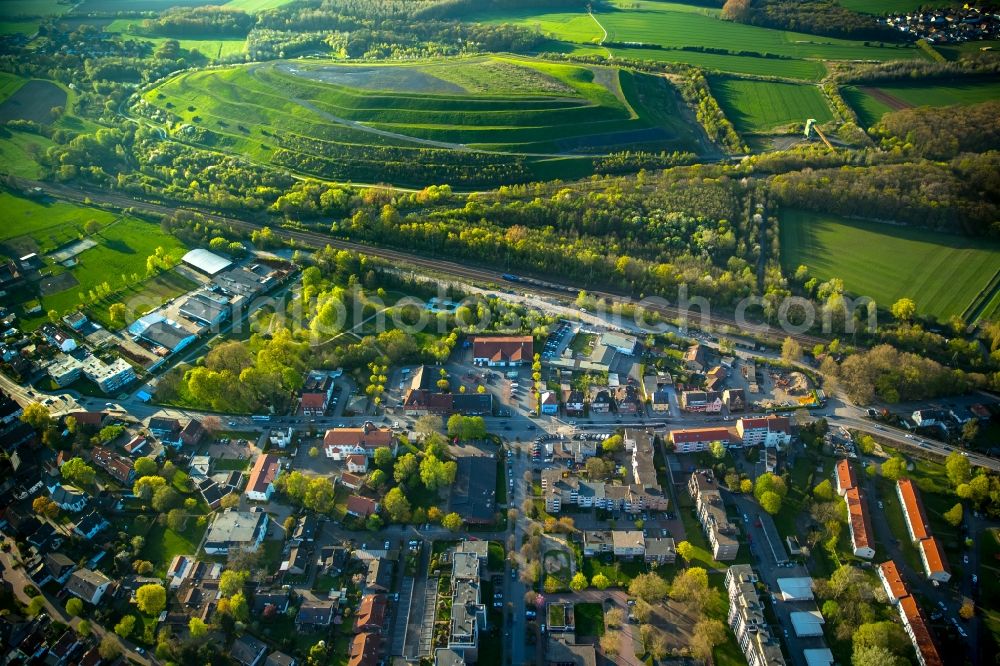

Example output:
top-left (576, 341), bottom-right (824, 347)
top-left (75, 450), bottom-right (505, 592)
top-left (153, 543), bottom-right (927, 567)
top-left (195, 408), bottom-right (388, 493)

top-left (15, 178), bottom-right (827, 346)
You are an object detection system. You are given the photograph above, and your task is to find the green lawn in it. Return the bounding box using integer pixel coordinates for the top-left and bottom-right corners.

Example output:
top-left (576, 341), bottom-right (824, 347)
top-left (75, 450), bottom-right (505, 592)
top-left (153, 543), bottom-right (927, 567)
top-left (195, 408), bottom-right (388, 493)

top-left (573, 602), bottom-right (605, 637)
top-left (140, 519), bottom-right (207, 576)
top-left (710, 76), bottom-right (833, 134)
top-left (105, 19), bottom-right (247, 60)
top-left (876, 477), bottom-right (923, 572)
top-left (780, 209), bottom-right (1000, 321)
top-left (0, 129), bottom-right (53, 178)
top-left (224, 0), bottom-right (296, 11)
top-left (842, 78), bottom-right (1000, 127)
top-left (0, 189), bottom-right (118, 251)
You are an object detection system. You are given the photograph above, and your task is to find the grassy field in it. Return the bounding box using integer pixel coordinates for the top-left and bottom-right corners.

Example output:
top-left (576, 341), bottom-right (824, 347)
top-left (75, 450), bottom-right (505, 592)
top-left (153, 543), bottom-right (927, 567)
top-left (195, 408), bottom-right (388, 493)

top-left (105, 20), bottom-right (246, 60)
top-left (471, 0), bottom-right (926, 80)
top-left (0, 0), bottom-right (68, 17)
top-left (137, 56), bottom-right (706, 186)
top-left (224, 0), bottom-right (296, 10)
top-left (780, 210), bottom-right (1000, 321)
top-left (0, 191), bottom-right (191, 326)
top-left (0, 71), bottom-right (24, 102)
top-left (709, 76), bottom-right (833, 134)
top-left (0, 130), bottom-right (52, 178)
top-left (573, 603), bottom-right (605, 637)
top-left (842, 78), bottom-right (1000, 128)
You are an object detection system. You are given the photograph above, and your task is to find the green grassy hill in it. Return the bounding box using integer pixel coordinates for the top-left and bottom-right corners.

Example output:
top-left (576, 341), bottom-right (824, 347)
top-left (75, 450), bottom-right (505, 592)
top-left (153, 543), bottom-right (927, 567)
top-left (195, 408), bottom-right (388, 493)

top-left (137, 55), bottom-right (706, 186)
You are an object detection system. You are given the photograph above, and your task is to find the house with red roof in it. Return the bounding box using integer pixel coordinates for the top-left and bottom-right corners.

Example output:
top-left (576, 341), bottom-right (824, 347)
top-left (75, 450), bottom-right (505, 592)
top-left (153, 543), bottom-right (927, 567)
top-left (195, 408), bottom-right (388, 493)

top-left (346, 495), bottom-right (379, 519)
top-left (324, 422), bottom-right (395, 460)
top-left (472, 336), bottom-right (533, 366)
top-left (245, 454), bottom-right (280, 502)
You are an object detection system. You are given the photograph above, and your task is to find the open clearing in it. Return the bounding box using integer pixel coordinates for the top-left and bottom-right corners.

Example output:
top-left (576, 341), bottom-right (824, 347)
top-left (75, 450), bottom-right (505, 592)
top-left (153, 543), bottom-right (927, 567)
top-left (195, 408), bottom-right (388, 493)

top-left (0, 189), bottom-right (118, 254)
top-left (710, 76), bottom-right (833, 134)
top-left (105, 20), bottom-right (247, 60)
top-left (0, 79), bottom-right (66, 123)
top-left (137, 56), bottom-right (705, 186)
top-left (472, 0), bottom-right (926, 80)
top-left (842, 78), bottom-right (1000, 127)
top-left (780, 210), bottom-right (1000, 321)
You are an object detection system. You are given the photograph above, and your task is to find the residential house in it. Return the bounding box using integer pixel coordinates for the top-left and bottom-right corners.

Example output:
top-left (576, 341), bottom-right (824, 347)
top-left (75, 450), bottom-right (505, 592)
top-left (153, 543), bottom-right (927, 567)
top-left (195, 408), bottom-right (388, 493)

top-left (43, 553), bottom-right (76, 585)
top-left (348, 632), bottom-right (380, 666)
top-left (737, 416), bottom-right (792, 448)
top-left (230, 635), bottom-right (268, 666)
top-left (292, 514), bottom-right (318, 543)
top-left (282, 546), bottom-right (310, 576)
top-left (835, 459), bottom-right (857, 496)
top-left (73, 509), bottom-right (109, 539)
top-left (917, 536), bottom-right (951, 583)
top-left (845, 488), bottom-right (875, 559)
top-left (681, 390), bottom-right (723, 413)
top-left (644, 537), bottom-right (676, 565)
top-left (346, 495), bottom-right (379, 519)
top-left (668, 426), bottom-right (733, 453)
top-left (253, 591), bottom-right (290, 617)
top-left (611, 530), bottom-right (645, 559)
top-left (688, 470), bottom-right (739, 561)
top-left (651, 388), bottom-right (670, 413)
top-left (589, 389), bottom-right (613, 414)
top-left (296, 599), bottom-right (337, 629)
top-left (265, 651), bottom-right (297, 666)
top-left (91, 446), bottom-right (134, 484)
top-left (684, 344), bottom-right (707, 373)
top-left (723, 388), bottom-right (746, 412)
top-left (705, 365), bottom-right (727, 392)
top-left (180, 419), bottom-right (206, 447)
top-left (355, 593), bottom-right (387, 632)
top-left (625, 429), bottom-right (669, 511)
top-left (245, 454), bottom-right (280, 502)
top-left (898, 596), bottom-right (944, 666)
top-left (911, 410), bottom-right (947, 428)
top-left (725, 565), bottom-right (785, 666)
top-left (300, 370), bottom-right (336, 416)
top-left (122, 434), bottom-right (147, 457)
top-left (49, 484), bottom-right (87, 512)
top-left (47, 629), bottom-right (81, 665)
top-left (149, 417), bottom-right (181, 444)
top-left (564, 390), bottom-right (585, 417)
top-left (42, 325), bottom-right (77, 353)
top-left (896, 478), bottom-right (932, 542)
top-left (203, 509), bottom-right (268, 555)
top-left (48, 355), bottom-right (81, 387)
top-left (324, 422), bottom-right (395, 460)
top-left (448, 553), bottom-right (486, 662)
top-left (346, 454), bottom-right (368, 474)
top-left (613, 384), bottom-right (641, 414)
top-left (268, 427), bottom-right (293, 449)
top-left (366, 558), bottom-right (393, 592)
top-left (80, 356), bottom-right (136, 394)
top-left (545, 636), bottom-right (597, 666)
top-left (582, 530), bottom-right (613, 557)
top-left (540, 391), bottom-right (559, 415)
top-left (877, 560), bottom-right (909, 605)
top-left (66, 568), bottom-right (112, 605)
top-left (472, 335), bottom-right (533, 366)
top-left (340, 473), bottom-right (364, 491)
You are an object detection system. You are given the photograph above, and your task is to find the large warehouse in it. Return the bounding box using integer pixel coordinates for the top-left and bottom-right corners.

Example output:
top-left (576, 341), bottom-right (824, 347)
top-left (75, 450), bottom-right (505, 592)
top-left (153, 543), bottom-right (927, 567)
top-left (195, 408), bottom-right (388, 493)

top-left (182, 249), bottom-right (233, 276)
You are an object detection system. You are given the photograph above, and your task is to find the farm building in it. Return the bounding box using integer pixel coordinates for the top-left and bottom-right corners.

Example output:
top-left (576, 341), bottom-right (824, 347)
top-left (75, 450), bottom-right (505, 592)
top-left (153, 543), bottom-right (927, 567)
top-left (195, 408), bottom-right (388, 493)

top-left (182, 249), bottom-right (232, 276)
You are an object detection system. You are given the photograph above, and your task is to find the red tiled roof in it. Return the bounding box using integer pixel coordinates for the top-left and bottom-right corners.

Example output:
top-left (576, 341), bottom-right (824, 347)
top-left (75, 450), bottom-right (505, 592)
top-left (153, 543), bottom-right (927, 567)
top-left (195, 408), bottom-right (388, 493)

top-left (739, 415), bottom-right (791, 433)
top-left (346, 495), bottom-right (378, 518)
top-left (323, 422), bottom-right (393, 449)
top-left (340, 472), bottom-right (364, 489)
top-left (348, 632), bottom-right (380, 666)
top-left (68, 411), bottom-right (106, 427)
top-left (402, 389), bottom-right (453, 411)
top-left (355, 593), bottom-right (387, 632)
top-left (836, 459), bottom-right (857, 493)
top-left (919, 536), bottom-right (950, 575)
top-left (897, 478), bottom-right (931, 541)
top-left (472, 336), bottom-right (533, 364)
top-left (846, 487), bottom-right (873, 552)
top-left (669, 427), bottom-right (732, 444)
top-left (899, 596), bottom-right (943, 666)
top-left (878, 560), bottom-right (909, 600)
top-left (247, 454), bottom-right (280, 495)
top-left (300, 393), bottom-right (326, 410)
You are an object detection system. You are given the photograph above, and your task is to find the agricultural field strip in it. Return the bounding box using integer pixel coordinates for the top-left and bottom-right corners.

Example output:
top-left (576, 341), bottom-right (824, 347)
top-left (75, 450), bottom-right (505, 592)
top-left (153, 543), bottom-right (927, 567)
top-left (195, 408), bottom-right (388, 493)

top-left (709, 76), bottom-right (834, 133)
top-left (143, 61), bottom-right (669, 158)
top-left (780, 210), bottom-right (1000, 320)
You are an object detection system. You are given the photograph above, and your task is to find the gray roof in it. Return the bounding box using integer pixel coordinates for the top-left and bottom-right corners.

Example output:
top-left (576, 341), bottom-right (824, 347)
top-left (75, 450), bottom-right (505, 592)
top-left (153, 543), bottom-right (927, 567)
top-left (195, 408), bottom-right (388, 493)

top-left (140, 320), bottom-right (195, 352)
top-left (452, 552), bottom-right (479, 581)
top-left (204, 509), bottom-right (267, 549)
top-left (179, 292), bottom-right (230, 324)
top-left (451, 456), bottom-right (497, 524)
top-left (366, 558), bottom-right (393, 590)
top-left (230, 634), bottom-right (267, 666)
top-left (182, 249), bottom-right (232, 276)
